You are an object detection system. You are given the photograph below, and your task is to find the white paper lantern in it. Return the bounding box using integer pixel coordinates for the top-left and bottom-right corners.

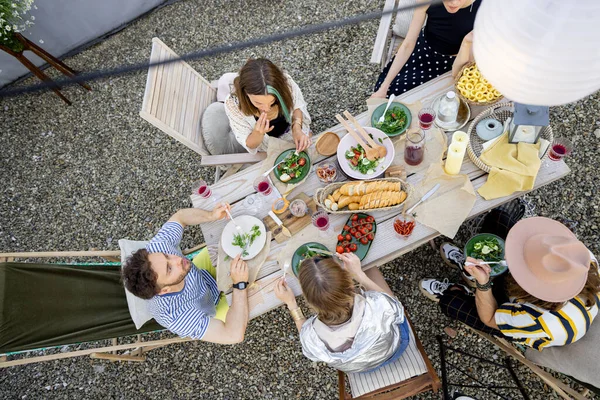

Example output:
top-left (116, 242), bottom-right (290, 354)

top-left (473, 0), bottom-right (600, 106)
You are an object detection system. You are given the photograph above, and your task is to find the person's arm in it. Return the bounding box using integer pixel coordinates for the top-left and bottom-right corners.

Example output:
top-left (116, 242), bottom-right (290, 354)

top-left (371, 0), bottom-right (428, 98)
top-left (199, 255), bottom-right (250, 344)
top-left (274, 279), bottom-right (306, 332)
top-left (224, 96), bottom-right (265, 154)
top-left (287, 75), bottom-right (312, 152)
top-left (452, 31), bottom-right (474, 78)
top-left (291, 108), bottom-right (311, 152)
top-left (335, 252), bottom-right (393, 295)
top-left (464, 257), bottom-right (499, 329)
top-left (168, 203), bottom-right (230, 228)
top-left (245, 111), bottom-right (273, 150)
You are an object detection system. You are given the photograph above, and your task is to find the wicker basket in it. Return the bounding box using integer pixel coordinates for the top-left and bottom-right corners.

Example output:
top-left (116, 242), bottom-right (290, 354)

top-left (466, 102), bottom-right (554, 173)
top-left (454, 62), bottom-right (503, 107)
top-left (314, 177), bottom-right (413, 214)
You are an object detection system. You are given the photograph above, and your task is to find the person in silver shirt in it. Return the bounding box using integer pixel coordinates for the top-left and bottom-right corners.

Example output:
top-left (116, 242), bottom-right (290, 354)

top-left (274, 252), bottom-right (409, 373)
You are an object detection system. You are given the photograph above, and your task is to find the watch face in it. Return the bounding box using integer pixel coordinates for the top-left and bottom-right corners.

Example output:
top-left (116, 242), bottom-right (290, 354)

top-left (235, 282), bottom-right (247, 289)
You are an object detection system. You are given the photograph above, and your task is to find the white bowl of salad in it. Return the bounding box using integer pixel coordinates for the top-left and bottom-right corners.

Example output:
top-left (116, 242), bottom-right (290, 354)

top-left (336, 126), bottom-right (395, 180)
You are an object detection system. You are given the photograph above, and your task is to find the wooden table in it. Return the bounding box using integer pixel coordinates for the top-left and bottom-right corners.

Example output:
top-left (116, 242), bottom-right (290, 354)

top-left (191, 72), bottom-right (570, 319)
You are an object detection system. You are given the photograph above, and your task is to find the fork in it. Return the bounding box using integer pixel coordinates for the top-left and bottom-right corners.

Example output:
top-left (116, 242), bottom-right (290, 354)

top-left (225, 208), bottom-right (243, 234)
top-left (377, 94), bottom-right (396, 124)
top-left (465, 260), bottom-right (508, 267)
top-left (281, 262), bottom-right (290, 281)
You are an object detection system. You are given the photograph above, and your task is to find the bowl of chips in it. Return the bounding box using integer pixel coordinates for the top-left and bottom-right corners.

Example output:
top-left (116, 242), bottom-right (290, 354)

top-left (455, 62), bottom-right (503, 106)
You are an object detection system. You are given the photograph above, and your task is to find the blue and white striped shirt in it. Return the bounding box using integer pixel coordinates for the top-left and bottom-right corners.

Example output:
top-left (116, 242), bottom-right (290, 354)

top-left (146, 221), bottom-right (220, 340)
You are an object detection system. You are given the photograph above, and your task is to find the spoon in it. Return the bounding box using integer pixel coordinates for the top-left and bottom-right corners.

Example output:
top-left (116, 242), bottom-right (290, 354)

top-left (377, 94), bottom-right (396, 124)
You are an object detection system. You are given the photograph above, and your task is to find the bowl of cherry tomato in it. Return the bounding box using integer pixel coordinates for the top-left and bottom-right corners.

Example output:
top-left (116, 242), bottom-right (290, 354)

top-left (335, 213), bottom-right (376, 260)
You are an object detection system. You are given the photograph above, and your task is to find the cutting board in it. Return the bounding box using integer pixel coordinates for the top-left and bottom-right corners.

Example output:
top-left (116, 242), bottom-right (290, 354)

top-left (263, 193), bottom-right (317, 243)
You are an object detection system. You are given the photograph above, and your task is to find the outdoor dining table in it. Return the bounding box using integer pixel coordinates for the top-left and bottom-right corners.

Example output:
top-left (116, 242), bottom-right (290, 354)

top-left (191, 72), bottom-right (570, 319)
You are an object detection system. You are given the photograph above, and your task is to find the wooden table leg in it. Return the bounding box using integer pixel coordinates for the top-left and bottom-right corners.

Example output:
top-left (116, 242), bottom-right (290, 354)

top-left (13, 52), bottom-right (72, 105)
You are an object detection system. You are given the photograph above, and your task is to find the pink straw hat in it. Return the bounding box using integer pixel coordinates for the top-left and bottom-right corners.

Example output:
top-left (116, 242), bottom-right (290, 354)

top-left (505, 217), bottom-right (591, 303)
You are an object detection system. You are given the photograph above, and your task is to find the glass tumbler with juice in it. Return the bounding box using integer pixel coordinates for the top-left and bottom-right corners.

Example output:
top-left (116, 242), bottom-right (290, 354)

top-left (404, 130), bottom-right (425, 166)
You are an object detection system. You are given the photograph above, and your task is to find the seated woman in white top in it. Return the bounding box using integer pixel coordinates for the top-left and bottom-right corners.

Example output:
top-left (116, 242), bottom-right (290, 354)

top-left (274, 252), bottom-right (410, 373)
top-left (224, 58), bottom-right (312, 154)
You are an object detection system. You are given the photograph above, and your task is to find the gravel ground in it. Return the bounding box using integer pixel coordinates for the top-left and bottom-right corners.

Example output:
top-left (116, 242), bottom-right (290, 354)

top-left (1, 0), bottom-right (599, 399)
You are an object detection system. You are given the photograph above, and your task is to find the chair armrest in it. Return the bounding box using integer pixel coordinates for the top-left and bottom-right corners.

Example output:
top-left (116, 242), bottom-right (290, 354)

top-left (371, 0), bottom-right (399, 64)
top-left (200, 152), bottom-right (267, 166)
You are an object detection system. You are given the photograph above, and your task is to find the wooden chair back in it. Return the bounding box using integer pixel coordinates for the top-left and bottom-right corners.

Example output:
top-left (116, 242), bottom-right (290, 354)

top-left (338, 314), bottom-right (440, 399)
top-left (140, 37), bottom-right (215, 157)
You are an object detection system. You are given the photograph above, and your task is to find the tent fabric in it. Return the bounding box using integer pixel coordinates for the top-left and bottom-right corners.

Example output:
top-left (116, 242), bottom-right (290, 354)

top-left (0, 262), bottom-right (162, 354)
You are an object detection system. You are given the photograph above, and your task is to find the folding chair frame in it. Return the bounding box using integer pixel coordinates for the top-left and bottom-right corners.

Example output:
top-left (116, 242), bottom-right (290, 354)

top-left (0, 243), bottom-right (205, 368)
top-left (337, 314), bottom-right (441, 399)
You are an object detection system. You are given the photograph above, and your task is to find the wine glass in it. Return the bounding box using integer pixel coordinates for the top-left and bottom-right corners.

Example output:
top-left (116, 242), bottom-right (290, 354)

top-left (548, 138), bottom-right (573, 161)
top-left (312, 210), bottom-right (333, 237)
top-left (192, 179), bottom-right (212, 199)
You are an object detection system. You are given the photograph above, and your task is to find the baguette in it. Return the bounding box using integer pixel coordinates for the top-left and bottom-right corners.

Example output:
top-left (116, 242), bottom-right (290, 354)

top-left (340, 180), bottom-right (402, 196)
top-left (359, 190), bottom-right (407, 210)
top-left (338, 195), bottom-right (362, 209)
top-left (332, 189), bottom-right (342, 202)
top-left (348, 203), bottom-right (360, 210)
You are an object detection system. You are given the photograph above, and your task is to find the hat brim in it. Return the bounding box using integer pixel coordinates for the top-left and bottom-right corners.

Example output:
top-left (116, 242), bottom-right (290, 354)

top-left (505, 217), bottom-right (587, 303)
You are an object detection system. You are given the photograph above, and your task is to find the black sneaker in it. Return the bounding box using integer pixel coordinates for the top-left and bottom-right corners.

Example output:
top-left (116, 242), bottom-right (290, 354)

top-left (440, 242), bottom-right (465, 270)
top-left (420, 278), bottom-right (452, 302)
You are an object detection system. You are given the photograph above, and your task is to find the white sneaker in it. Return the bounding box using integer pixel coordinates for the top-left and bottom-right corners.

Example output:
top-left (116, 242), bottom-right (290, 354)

top-left (440, 242), bottom-right (465, 270)
top-left (420, 278), bottom-right (452, 303)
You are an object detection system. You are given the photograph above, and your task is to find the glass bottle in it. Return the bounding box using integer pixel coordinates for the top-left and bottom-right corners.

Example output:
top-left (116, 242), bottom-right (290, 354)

top-left (438, 91), bottom-right (459, 124)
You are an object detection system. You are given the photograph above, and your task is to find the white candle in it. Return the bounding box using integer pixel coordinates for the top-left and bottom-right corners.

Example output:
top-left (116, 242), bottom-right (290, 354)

top-left (445, 142), bottom-right (467, 175)
top-left (452, 130), bottom-right (469, 149)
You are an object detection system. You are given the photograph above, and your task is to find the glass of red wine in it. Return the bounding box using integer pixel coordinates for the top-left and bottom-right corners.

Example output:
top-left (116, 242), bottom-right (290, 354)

top-left (418, 108), bottom-right (436, 130)
top-left (312, 210), bottom-right (333, 237)
top-left (253, 176), bottom-right (273, 196)
top-left (192, 180), bottom-right (212, 199)
top-left (404, 129), bottom-right (425, 166)
top-left (548, 138), bottom-right (573, 162)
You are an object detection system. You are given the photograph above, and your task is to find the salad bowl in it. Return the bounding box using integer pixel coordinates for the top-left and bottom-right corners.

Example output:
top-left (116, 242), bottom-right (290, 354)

top-left (337, 126), bottom-right (395, 180)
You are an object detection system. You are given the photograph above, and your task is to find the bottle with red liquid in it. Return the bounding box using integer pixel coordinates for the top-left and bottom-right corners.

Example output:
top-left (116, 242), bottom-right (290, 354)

top-left (404, 130), bottom-right (425, 166)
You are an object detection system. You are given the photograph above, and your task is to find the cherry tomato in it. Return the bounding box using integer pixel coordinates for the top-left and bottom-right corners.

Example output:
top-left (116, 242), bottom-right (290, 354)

top-left (345, 234), bottom-right (352, 241)
top-left (366, 216), bottom-right (374, 223)
top-left (350, 158), bottom-right (359, 166)
top-left (298, 158), bottom-right (306, 166)
top-left (349, 243), bottom-right (358, 251)
top-left (290, 162), bottom-right (297, 169)
top-left (345, 247), bottom-right (351, 253)
top-left (343, 225), bottom-right (351, 231)
top-left (368, 233), bottom-right (374, 241)
top-left (366, 223), bottom-right (373, 231)
top-left (351, 221), bottom-right (358, 227)
top-left (277, 164), bottom-right (283, 171)
top-left (360, 237), bottom-right (369, 245)
top-left (351, 214), bottom-right (359, 221)
top-left (289, 172), bottom-right (296, 178)
top-left (350, 228), bottom-right (357, 235)
top-left (336, 246), bottom-right (344, 254)
top-left (359, 228), bottom-right (367, 235)
top-left (337, 234), bottom-right (344, 241)
top-left (353, 149), bottom-right (361, 156)
top-left (354, 231), bottom-right (361, 238)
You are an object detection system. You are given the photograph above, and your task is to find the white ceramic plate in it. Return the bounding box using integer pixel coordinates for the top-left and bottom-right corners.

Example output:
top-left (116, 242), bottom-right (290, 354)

top-left (336, 126), bottom-right (395, 180)
top-left (220, 215), bottom-right (267, 261)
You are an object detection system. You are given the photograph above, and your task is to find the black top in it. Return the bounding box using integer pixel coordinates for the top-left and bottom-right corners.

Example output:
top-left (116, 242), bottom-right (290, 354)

top-left (424, 0), bottom-right (481, 55)
top-left (254, 114), bottom-right (290, 138)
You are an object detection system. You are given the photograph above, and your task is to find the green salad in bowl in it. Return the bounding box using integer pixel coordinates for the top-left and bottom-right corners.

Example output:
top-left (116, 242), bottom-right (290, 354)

top-left (464, 233), bottom-right (507, 277)
top-left (371, 103), bottom-right (412, 137)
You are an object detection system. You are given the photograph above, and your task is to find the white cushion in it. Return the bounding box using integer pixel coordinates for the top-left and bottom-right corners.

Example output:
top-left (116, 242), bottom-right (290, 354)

top-left (216, 72), bottom-right (237, 102)
top-left (392, 0), bottom-right (417, 38)
top-left (347, 320), bottom-right (428, 398)
top-left (118, 239), bottom-right (154, 330)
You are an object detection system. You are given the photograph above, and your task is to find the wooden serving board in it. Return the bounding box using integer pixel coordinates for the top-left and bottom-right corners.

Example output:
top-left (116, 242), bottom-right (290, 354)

top-left (263, 193), bottom-right (317, 243)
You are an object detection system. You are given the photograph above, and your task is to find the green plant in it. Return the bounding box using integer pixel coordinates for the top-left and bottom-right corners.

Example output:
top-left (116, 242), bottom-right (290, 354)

top-left (0, 0), bottom-right (36, 52)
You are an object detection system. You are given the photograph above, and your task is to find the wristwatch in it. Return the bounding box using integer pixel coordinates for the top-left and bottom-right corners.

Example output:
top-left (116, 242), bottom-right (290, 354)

top-left (232, 281), bottom-right (249, 290)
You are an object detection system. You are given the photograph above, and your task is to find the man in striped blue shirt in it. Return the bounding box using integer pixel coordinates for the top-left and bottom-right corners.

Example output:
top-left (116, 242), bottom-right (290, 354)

top-left (122, 205), bottom-right (251, 344)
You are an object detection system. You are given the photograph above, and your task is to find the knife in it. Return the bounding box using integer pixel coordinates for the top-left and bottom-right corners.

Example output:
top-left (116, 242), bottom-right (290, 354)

top-left (406, 183), bottom-right (441, 215)
top-left (268, 210), bottom-right (292, 238)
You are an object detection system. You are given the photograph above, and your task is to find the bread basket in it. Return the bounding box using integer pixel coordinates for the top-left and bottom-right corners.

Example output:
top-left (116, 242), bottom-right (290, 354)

top-left (314, 177), bottom-right (413, 214)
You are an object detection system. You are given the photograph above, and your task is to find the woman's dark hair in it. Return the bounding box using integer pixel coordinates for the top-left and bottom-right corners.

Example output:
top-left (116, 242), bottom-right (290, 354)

top-left (233, 58), bottom-right (293, 120)
top-left (298, 257), bottom-right (355, 325)
top-left (121, 249), bottom-right (159, 300)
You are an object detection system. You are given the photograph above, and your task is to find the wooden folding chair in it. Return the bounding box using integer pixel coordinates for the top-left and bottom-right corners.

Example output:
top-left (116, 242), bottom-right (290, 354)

top-left (466, 327), bottom-right (592, 400)
top-left (338, 314), bottom-right (441, 399)
top-left (139, 38), bottom-right (265, 182)
top-left (371, 0), bottom-right (418, 70)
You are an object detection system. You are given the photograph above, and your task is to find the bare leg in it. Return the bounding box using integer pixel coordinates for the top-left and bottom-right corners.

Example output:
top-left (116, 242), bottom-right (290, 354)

top-left (364, 267), bottom-right (395, 298)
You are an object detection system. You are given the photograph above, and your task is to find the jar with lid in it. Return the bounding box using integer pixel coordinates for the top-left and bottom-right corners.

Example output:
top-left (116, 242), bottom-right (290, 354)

top-left (438, 91), bottom-right (459, 124)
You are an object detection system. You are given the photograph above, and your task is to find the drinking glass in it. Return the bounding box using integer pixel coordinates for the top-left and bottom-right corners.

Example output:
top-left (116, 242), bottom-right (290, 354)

top-left (404, 130), bottom-right (425, 166)
top-left (548, 138), bottom-right (573, 161)
top-left (311, 210), bottom-right (333, 237)
top-left (192, 179), bottom-right (212, 199)
top-left (418, 108), bottom-right (436, 130)
top-left (253, 176), bottom-right (273, 196)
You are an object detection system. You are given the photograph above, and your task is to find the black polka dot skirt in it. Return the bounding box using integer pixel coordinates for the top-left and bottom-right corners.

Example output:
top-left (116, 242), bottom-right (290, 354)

top-left (374, 30), bottom-right (455, 97)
